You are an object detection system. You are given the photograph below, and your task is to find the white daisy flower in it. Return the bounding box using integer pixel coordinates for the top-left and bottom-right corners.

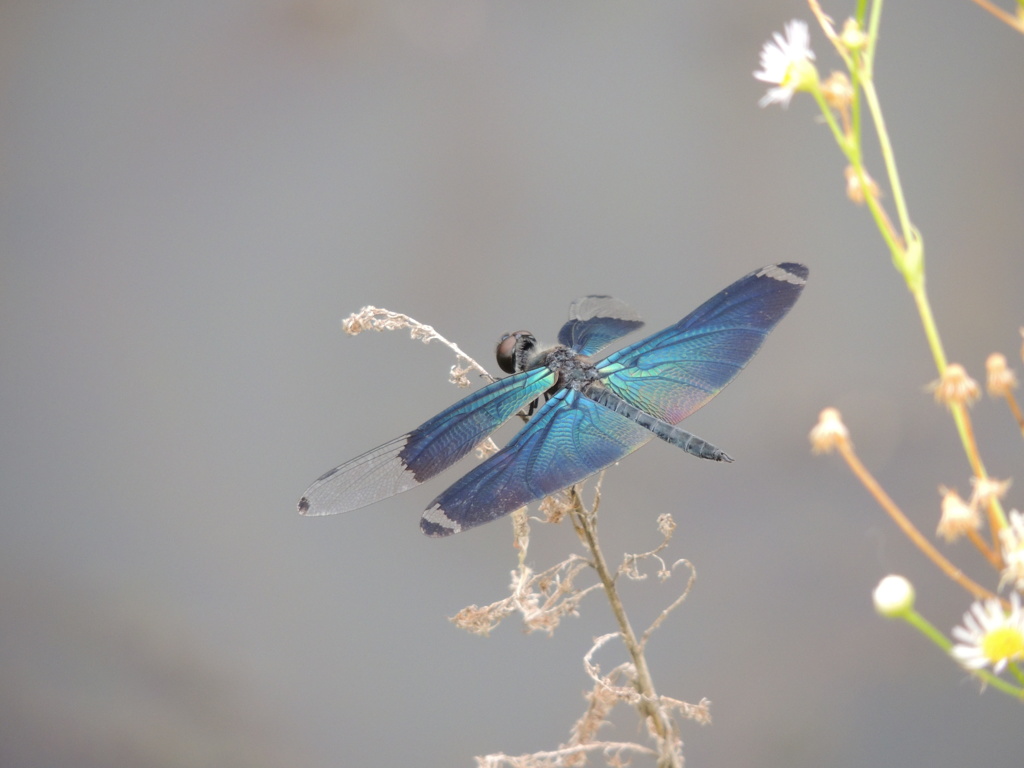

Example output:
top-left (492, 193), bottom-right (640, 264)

top-left (754, 20), bottom-right (817, 108)
top-left (999, 509), bottom-right (1024, 592)
top-left (951, 592), bottom-right (1024, 674)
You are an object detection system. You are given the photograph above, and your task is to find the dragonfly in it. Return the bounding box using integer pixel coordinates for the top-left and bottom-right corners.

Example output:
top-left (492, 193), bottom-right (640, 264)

top-left (299, 263), bottom-right (807, 536)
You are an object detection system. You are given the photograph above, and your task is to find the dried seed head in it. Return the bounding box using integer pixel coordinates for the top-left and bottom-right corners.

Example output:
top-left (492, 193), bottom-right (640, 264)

top-left (844, 165), bottom-right (879, 205)
top-left (810, 407), bottom-right (850, 453)
top-left (449, 363), bottom-right (473, 388)
top-left (840, 18), bottom-right (868, 52)
top-left (931, 363), bottom-right (981, 408)
top-left (450, 604), bottom-right (504, 636)
top-left (971, 476), bottom-right (1011, 508)
top-left (999, 510), bottom-right (1024, 592)
top-left (821, 71), bottom-right (853, 110)
top-left (986, 352), bottom-right (1018, 397)
top-left (937, 487), bottom-right (980, 543)
top-left (342, 312), bottom-right (369, 335)
top-left (539, 492), bottom-right (573, 525)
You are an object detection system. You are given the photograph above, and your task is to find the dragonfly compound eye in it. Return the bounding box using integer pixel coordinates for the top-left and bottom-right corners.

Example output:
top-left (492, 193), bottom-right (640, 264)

top-left (496, 331), bottom-right (533, 374)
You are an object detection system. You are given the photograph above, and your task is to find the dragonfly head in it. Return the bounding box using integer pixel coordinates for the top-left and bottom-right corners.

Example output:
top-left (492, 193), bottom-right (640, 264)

top-left (496, 330), bottom-right (537, 374)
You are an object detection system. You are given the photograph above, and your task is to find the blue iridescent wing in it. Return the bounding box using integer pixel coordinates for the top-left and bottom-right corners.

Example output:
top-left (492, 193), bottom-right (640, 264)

top-left (299, 367), bottom-right (556, 517)
top-left (557, 295), bottom-right (645, 356)
top-left (420, 389), bottom-right (652, 536)
top-left (596, 263), bottom-right (807, 424)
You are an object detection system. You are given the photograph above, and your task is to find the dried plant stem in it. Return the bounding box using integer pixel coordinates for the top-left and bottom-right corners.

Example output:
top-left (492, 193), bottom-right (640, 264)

top-left (569, 489), bottom-right (681, 768)
top-left (964, 527), bottom-right (1003, 571)
top-left (835, 440), bottom-right (997, 602)
top-left (999, 390), bottom-right (1024, 435)
top-left (944, 401), bottom-right (1012, 557)
top-left (642, 563), bottom-right (697, 646)
top-left (342, 305), bottom-right (496, 386)
top-left (950, 403), bottom-right (1006, 550)
top-left (477, 741), bottom-right (656, 767)
top-left (967, 0), bottom-right (1024, 32)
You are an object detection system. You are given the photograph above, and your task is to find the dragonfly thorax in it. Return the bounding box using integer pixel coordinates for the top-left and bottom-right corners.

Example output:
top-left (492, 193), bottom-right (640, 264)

top-left (496, 331), bottom-right (596, 390)
top-left (542, 345), bottom-right (599, 391)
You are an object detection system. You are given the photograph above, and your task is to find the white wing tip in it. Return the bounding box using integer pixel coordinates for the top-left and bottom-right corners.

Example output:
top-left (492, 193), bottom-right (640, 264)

top-left (420, 505), bottom-right (463, 537)
top-left (756, 263), bottom-right (808, 285)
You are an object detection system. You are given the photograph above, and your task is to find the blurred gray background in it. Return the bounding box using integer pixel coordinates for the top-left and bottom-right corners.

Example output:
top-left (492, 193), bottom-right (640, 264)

top-left (3, 2), bottom-right (1023, 766)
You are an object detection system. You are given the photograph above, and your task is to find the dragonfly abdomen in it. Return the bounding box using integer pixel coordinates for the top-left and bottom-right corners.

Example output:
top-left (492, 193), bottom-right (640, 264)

top-left (586, 387), bottom-right (733, 462)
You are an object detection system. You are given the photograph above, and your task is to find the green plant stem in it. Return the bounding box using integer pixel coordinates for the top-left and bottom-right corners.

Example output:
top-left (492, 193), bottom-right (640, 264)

top-left (861, 83), bottom-right (911, 243)
top-left (855, 0), bottom-right (869, 26)
top-left (907, 277), bottom-right (946, 373)
top-left (1010, 661), bottom-right (1024, 687)
top-left (809, 85), bottom-right (849, 151)
top-left (903, 607), bottom-right (953, 650)
top-left (833, 2), bottom-right (1007, 517)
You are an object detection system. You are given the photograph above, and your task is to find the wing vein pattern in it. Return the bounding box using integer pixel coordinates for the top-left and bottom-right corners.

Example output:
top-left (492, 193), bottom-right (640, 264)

top-left (598, 263), bottom-right (807, 424)
top-left (421, 390), bottom-right (652, 536)
top-left (299, 366), bottom-right (555, 516)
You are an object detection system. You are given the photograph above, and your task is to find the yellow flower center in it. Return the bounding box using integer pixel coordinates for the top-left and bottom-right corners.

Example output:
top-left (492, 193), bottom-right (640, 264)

top-left (981, 625), bottom-right (1024, 664)
top-left (787, 59), bottom-right (819, 94)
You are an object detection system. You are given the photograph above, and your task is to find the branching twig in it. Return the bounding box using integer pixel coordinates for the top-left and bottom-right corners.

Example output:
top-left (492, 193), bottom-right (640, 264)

top-left (642, 559), bottom-right (697, 646)
top-left (568, 488), bottom-right (683, 768)
top-left (476, 741), bottom-right (657, 768)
